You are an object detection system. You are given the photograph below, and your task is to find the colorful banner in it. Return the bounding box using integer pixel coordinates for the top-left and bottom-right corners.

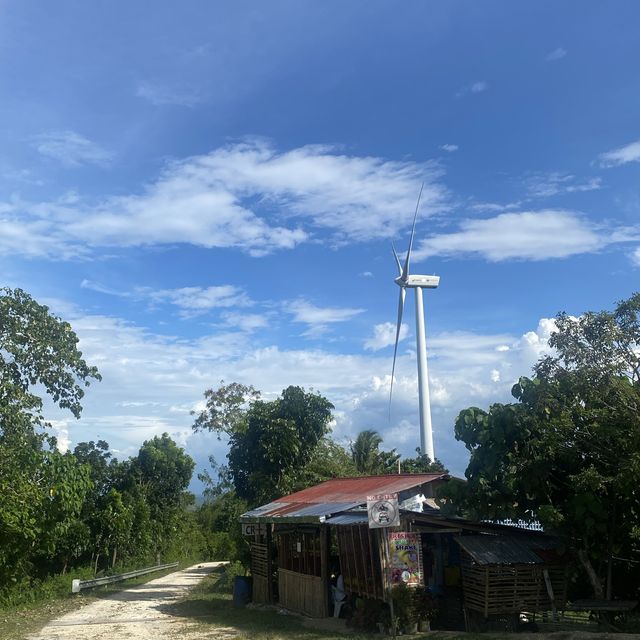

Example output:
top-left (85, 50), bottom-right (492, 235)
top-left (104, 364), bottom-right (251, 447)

top-left (388, 531), bottom-right (423, 587)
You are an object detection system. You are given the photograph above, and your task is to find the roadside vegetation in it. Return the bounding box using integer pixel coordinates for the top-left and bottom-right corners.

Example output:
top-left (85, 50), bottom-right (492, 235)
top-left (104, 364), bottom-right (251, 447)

top-left (2, 285), bottom-right (640, 636)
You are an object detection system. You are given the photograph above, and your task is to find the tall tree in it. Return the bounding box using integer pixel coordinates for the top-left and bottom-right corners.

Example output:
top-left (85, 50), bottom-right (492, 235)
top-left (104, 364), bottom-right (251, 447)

top-left (193, 383), bottom-right (334, 506)
top-left (351, 429), bottom-right (400, 475)
top-left (132, 433), bottom-right (195, 521)
top-left (0, 288), bottom-right (100, 587)
top-left (0, 287), bottom-right (100, 424)
top-left (452, 293), bottom-right (640, 599)
top-left (400, 451), bottom-right (448, 474)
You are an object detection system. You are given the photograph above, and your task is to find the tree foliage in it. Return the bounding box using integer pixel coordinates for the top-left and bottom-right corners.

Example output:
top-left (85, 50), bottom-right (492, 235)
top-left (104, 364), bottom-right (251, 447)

top-left (351, 429), bottom-right (400, 474)
top-left (193, 382), bottom-right (335, 506)
top-left (451, 293), bottom-right (640, 598)
top-left (0, 287), bottom-right (100, 422)
top-left (0, 288), bottom-right (207, 602)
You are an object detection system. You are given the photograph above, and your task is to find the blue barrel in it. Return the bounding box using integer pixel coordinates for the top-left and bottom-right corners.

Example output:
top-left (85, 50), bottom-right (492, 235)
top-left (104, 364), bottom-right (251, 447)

top-left (232, 576), bottom-right (252, 607)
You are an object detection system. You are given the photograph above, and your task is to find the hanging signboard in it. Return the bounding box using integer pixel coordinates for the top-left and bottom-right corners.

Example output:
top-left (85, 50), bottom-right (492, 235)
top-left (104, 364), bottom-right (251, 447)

top-left (367, 493), bottom-right (400, 528)
top-left (388, 531), bottom-right (423, 587)
top-left (241, 523), bottom-right (267, 537)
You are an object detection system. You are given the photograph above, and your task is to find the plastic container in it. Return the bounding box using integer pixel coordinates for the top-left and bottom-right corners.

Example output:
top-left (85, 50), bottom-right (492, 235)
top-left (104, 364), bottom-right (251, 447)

top-left (232, 575), bottom-right (252, 607)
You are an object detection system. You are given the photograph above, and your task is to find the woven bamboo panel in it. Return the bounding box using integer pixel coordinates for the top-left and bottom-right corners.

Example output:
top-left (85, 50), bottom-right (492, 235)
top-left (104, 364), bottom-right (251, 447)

top-left (251, 542), bottom-right (269, 578)
top-left (278, 569), bottom-right (325, 618)
top-left (461, 551), bottom-right (567, 616)
top-left (336, 525), bottom-right (384, 600)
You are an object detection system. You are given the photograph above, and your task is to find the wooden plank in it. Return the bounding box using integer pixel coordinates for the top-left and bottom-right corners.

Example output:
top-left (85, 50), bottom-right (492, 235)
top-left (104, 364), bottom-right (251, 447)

top-left (278, 569), bottom-right (325, 618)
top-left (266, 524), bottom-right (274, 603)
top-left (320, 525), bottom-right (330, 617)
top-left (349, 526), bottom-right (363, 594)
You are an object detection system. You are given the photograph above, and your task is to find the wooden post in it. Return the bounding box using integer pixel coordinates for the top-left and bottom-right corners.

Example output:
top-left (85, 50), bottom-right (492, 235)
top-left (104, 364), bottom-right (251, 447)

top-left (543, 568), bottom-right (557, 621)
top-left (382, 529), bottom-right (397, 640)
top-left (266, 524), bottom-right (274, 604)
top-left (320, 525), bottom-right (330, 617)
top-left (484, 567), bottom-right (489, 619)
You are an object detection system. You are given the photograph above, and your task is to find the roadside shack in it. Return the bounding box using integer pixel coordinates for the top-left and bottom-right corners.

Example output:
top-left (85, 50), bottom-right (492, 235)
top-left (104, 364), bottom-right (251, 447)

top-left (239, 474), bottom-right (567, 630)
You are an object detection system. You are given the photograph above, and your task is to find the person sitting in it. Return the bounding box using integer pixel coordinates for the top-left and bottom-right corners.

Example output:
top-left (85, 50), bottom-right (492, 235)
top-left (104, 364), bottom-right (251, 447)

top-left (331, 572), bottom-right (346, 618)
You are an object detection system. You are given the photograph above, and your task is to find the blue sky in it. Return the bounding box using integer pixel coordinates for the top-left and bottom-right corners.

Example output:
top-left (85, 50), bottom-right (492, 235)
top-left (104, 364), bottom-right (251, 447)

top-left (2, 1), bottom-right (639, 486)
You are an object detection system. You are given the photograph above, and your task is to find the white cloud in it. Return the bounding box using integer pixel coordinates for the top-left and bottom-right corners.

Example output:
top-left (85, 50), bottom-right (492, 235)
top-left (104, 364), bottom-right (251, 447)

top-left (525, 172), bottom-right (602, 198)
top-left (136, 82), bottom-right (202, 107)
top-left (0, 140), bottom-right (447, 259)
top-left (469, 201), bottom-right (521, 213)
top-left (49, 421), bottom-right (71, 453)
top-left (220, 311), bottom-right (270, 332)
top-left (39, 297), bottom-right (561, 478)
top-left (545, 47), bottom-right (567, 62)
top-left (457, 81), bottom-right (488, 97)
top-left (413, 210), bottom-right (637, 262)
top-left (440, 144), bottom-right (459, 153)
top-left (31, 130), bottom-right (113, 167)
top-left (80, 280), bottom-right (252, 318)
top-left (632, 247), bottom-right (640, 267)
top-left (599, 139), bottom-right (640, 167)
top-left (81, 279), bottom-right (130, 297)
top-left (285, 299), bottom-right (364, 337)
top-left (149, 286), bottom-right (252, 316)
top-left (365, 322), bottom-right (409, 351)
top-left (360, 271), bottom-right (374, 278)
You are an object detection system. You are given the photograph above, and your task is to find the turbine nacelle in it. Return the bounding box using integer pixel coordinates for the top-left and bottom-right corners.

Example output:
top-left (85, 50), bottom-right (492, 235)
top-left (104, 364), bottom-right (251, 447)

top-left (395, 274), bottom-right (440, 289)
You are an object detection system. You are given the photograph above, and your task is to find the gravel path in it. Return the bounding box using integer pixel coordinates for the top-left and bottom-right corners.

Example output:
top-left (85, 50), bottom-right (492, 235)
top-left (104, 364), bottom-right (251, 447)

top-left (26, 562), bottom-right (227, 640)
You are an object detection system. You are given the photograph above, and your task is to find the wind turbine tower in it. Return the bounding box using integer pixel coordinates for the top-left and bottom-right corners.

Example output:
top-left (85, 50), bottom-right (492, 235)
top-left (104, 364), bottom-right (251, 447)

top-left (390, 185), bottom-right (440, 461)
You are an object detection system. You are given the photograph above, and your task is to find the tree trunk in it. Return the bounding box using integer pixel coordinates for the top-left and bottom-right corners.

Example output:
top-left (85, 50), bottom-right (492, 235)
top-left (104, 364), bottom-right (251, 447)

top-left (578, 548), bottom-right (603, 599)
top-left (94, 552), bottom-right (100, 576)
top-left (111, 546), bottom-right (118, 568)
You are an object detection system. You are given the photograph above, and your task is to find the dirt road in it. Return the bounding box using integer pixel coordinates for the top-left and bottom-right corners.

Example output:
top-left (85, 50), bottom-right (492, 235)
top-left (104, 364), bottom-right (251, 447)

top-left (26, 562), bottom-right (227, 640)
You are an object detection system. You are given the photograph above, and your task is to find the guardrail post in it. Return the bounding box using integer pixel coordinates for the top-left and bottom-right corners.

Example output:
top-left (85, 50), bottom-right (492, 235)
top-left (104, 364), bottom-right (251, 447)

top-left (72, 579), bottom-right (81, 593)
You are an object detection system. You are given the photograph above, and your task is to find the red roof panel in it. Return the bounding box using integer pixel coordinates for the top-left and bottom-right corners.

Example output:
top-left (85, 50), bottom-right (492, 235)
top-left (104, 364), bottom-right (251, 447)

top-left (279, 473), bottom-right (446, 503)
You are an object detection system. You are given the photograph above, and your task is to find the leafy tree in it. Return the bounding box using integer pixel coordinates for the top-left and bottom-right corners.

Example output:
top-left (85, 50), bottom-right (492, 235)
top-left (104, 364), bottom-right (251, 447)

top-left (400, 450), bottom-right (448, 474)
top-left (196, 456), bottom-right (249, 563)
top-left (0, 288), bottom-right (99, 588)
top-left (126, 433), bottom-right (195, 561)
top-left (351, 429), bottom-right (400, 474)
top-left (194, 383), bottom-right (334, 506)
top-left (0, 287), bottom-right (100, 423)
top-left (191, 381), bottom-right (260, 436)
top-left (293, 436), bottom-right (358, 489)
top-left (452, 293), bottom-right (640, 599)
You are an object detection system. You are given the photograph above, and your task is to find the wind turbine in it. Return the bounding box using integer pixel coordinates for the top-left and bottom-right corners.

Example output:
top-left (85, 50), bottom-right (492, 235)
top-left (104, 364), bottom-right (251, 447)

top-left (390, 184), bottom-right (440, 462)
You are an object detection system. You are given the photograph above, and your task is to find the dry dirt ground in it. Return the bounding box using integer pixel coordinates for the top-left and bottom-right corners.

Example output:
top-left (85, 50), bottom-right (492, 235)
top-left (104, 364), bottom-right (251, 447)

top-left (25, 562), bottom-right (229, 640)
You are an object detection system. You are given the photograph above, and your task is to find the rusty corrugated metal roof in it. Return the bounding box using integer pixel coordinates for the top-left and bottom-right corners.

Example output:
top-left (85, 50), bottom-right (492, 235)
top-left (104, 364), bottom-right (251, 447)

top-left (240, 474), bottom-right (447, 523)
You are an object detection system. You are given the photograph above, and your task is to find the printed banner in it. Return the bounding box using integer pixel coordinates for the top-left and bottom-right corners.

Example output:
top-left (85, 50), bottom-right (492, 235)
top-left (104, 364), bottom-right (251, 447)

top-left (388, 531), bottom-right (423, 586)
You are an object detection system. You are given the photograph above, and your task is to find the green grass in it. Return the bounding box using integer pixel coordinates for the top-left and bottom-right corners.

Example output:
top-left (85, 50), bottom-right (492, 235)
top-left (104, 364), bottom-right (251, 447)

top-left (0, 562), bottom-right (190, 640)
top-left (165, 572), bottom-right (366, 640)
top-left (165, 571), bottom-right (512, 640)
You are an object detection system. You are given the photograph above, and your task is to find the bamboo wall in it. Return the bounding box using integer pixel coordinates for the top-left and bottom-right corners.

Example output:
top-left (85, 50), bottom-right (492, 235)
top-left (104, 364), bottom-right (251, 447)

top-left (250, 541), bottom-right (271, 604)
top-left (277, 530), bottom-right (322, 576)
top-left (336, 524), bottom-right (384, 600)
top-left (253, 574), bottom-right (270, 604)
top-left (460, 552), bottom-right (567, 617)
top-left (278, 568), bottom-right (326, 618)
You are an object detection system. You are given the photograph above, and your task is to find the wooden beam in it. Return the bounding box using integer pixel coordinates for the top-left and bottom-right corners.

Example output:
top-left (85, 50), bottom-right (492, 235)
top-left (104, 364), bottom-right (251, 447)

top-left (320, 526), bottom-right (330, 617)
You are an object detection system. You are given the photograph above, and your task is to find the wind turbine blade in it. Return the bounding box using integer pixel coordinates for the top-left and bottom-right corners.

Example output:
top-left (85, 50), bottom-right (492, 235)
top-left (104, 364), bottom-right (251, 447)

top-left (402, 181), bottom-right (424, 280)
top-left (392, 243), bottom-right (402, 277)
top-left (389, 286), bottom-right (406, 416)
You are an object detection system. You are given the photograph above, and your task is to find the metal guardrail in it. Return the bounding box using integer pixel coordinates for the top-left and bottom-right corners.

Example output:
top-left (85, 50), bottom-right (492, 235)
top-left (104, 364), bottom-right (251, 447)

top-left (71, 562), bottom-right (179, 593)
